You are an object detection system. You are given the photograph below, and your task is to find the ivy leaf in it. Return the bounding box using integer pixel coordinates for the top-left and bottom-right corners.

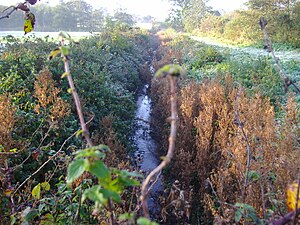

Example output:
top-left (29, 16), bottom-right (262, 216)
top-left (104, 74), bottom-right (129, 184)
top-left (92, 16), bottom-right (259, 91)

top-left (66, 158), bottom-right (88, 184)
top-left (32, 183), bottom-right (41, 199)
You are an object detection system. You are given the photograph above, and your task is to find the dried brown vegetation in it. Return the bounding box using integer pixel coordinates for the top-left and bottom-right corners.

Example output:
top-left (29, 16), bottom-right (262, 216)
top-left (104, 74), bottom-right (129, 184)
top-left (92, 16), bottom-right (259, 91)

top-left (34, 69), bottom-right (70, 123)
top-left (0, 94), bottom-right (16, 153)
top-left (151, 73), bottom-right (300, 223)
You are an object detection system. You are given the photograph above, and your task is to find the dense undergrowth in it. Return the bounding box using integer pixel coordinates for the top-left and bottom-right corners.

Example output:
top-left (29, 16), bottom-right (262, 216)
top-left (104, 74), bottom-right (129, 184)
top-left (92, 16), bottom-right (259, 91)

top-left (0, 27), bottom-right (154, 224)
top-left (0, 24), bottom-right (299, 224)
top-left (150, 31), bottom-right (300, 224)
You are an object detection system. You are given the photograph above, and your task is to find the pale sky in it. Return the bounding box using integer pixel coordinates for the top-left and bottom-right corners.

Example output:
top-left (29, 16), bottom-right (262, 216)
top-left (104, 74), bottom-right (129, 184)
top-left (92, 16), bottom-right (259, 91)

top-left (0, 0), bottom-right (248, 21)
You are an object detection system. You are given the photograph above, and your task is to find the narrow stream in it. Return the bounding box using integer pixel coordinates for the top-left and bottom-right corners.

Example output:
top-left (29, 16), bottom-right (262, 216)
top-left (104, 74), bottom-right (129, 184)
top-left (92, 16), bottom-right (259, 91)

top-left (133, 84), bottom-right (163, 215)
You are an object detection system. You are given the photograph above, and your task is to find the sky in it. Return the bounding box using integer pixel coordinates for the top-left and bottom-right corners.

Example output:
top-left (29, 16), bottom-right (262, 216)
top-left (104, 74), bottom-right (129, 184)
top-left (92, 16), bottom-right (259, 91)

top-left (0, 0), bottom-right (248, 21)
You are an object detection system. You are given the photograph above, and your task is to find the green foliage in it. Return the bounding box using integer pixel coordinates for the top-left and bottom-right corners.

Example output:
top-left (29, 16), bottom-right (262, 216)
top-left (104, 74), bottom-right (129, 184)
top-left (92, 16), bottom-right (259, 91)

top-left (168, 36), bottom-right (294, 103)
top-left (137, 217), bottom-right (160, 225)
top-left (234, 203), bottom-right (264, 224)
top-left (0, 27), bottom-right (151, 223)
top-left (68, 146), bottom-right (141, 211)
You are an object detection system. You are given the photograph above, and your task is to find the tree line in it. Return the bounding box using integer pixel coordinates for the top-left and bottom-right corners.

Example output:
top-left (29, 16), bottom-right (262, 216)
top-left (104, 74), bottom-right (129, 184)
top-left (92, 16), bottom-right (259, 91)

top-left (167, 0), bottom-right (300, 47)
top-left (0, 0), bottom-right (140, 32)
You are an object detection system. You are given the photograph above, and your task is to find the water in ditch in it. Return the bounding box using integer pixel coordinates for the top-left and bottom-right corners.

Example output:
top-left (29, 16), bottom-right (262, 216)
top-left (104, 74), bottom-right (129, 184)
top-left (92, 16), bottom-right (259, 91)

top-left (133, 83), bottom-right (163, 216)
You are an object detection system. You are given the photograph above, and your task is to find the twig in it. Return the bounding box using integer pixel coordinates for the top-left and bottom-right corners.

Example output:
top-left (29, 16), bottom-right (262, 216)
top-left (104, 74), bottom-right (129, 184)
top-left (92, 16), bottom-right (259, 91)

top-left (108, 198), bottom-right (116, 225)
top-left (12, 129), bottom-right (78, 196)
top-left (141, 74), bottom-right (179, 218)
top-left (0, 6), bottom-right (17, 20)
top-left (234, 88), bottom-right (252, 202)
top-left (144, 171), bottom-right (161, 198)
top-left (74, 187), bottom-right (83, 225)
top-left (259, 17), bottom-right (300, 95)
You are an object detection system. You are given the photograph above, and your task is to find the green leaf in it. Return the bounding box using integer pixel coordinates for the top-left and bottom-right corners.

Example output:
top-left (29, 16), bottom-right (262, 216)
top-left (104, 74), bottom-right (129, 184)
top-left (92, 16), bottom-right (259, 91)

top-left (67, 158), bottom-right (88, 184)
top-left (75, 130), bottom-right (83, 138)
top-left (32, 183), bottom-right (41, 199)
top-left (88, 160), bottom-right (110, 179)
top-left (61, 72), bottom-right (68, 78)
top-left (40, 213), bottom-right (55, 225)
top-left (60, 46), bottom-right (70, 57)
top-left (248, 170), bottom-right (260, 182)
top-left (10, 215), bottom-right (17, 225)
top-left (97, 144), bottom-right (111, 152)
top-left (119, 170), bottom-right (143, 178)
top-left (234, 210), bottom-right (242, 223)
top-left (41, 181), bottom-right (50, 191)
top-left (48, 47), bottom-right (61, 60)
top-left (24, 209), bottom-right (38, 221)
top-left (24, 19), bottom-right (34, 34)
top-left (137, 217), bottom-right (159, 225)
top-left (100, 189), bottom-right (121, 203)
top-left (82, 185), bottom-right (106, 204)
top-left (74, 147), bottom-right (106, 159)
top-left (119, 213), bottom-right (134, 221)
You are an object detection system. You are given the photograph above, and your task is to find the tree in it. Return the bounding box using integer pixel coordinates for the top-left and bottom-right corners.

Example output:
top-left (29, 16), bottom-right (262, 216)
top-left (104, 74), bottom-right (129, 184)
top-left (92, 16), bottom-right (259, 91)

top-left (113, 9), bottom-right (136, 27)
top-left (168, 0), bottom-right (209, 31)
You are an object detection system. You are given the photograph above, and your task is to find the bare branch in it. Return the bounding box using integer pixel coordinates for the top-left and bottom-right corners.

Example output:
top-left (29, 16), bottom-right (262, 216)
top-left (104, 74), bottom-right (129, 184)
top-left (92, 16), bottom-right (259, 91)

top-left (0, 6), bottom-right (17, 20)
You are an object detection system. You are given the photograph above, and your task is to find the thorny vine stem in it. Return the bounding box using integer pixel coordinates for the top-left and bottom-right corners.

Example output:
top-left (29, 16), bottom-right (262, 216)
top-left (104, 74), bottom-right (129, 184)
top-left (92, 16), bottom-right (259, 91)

top-left (234, 88), bottom-right (251, 202)
top-left (141, 75), bottom-right (178, 218)
top-left (259, 17), bottom-right (300, 95)
top-left (61, 38), bottom-right (93, 148)
top-left (60, 37), bottom-right (118, 224)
